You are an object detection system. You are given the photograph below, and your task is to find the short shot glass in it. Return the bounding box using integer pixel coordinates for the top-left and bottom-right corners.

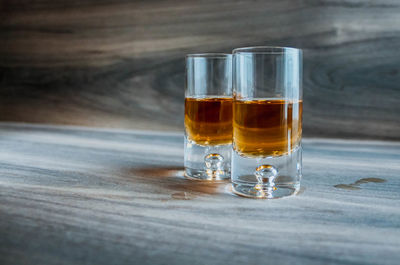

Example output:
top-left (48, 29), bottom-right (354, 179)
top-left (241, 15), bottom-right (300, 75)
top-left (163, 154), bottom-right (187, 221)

top-left (231, 47), bottom-right (303, 198)
top-left (184, 54), bottom-right (232, 181)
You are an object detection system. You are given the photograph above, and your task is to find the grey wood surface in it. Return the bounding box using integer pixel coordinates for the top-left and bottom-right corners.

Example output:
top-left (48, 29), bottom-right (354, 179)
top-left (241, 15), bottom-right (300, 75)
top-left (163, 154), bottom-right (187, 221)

top-left (1, 0), bottom-right (400, 140)
top-left (0, 123), bottom-right (399, 265)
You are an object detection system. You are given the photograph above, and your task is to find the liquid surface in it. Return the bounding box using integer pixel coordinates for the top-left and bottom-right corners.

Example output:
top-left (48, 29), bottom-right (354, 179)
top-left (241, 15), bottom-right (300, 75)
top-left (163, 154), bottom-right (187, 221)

top-left (185, 97), bottom-right (233, 145)
top-left (233, 99), bottom-right (302, 157)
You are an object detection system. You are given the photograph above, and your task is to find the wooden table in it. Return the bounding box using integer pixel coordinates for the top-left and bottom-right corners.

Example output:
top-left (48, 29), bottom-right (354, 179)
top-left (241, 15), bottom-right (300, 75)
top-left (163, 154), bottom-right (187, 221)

top-left (1, 123), bottom-right (399, 265)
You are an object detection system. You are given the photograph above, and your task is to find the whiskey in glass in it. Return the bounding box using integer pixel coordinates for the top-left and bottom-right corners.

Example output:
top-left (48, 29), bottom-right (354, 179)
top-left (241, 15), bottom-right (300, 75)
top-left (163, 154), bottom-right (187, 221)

top-left (184, 54), bottom-right (232, 180)
top-left (232, 47), bottom-right (303, 198)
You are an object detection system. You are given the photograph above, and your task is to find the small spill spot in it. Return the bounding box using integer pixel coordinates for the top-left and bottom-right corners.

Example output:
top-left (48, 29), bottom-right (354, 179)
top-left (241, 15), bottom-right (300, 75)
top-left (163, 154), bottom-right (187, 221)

top-left (334, 178), bottom-right (386, 190)
top-left (354, 178), bottom-right (386, 185)
top-left (334, 184), bottom-right (361, 190)
top-left (171, 192), bottom-right (196, 200)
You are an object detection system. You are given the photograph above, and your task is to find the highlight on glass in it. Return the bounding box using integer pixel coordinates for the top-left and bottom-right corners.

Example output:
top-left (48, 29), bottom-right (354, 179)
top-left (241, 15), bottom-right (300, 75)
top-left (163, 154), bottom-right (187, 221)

top-left (231, 46), bottom-right (303, 198)
top-left (184, 53), bottom-right (233, 181)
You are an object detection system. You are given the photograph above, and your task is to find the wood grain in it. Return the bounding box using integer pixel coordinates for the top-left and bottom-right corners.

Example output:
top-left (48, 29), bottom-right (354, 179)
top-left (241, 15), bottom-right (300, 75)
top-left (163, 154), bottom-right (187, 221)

top-left (0, 0), bottom-right (400, 139)
top-left (0, 123), bottom-right (399, 265)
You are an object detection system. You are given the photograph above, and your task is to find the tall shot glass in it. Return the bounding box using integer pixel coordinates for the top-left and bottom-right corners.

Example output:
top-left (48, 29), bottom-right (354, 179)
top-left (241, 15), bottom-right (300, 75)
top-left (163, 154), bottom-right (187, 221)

top-left (232, 47), bottom-right (302, 198)
top-left (184, 54), bottom-right (233, 181)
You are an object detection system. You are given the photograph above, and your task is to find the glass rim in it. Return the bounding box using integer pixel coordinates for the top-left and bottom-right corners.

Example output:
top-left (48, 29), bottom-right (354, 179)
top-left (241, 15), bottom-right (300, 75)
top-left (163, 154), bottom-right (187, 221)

top-left (186, 53), bottom-right (232, 59)
top-left (233, 46), bottom-right (301, 54)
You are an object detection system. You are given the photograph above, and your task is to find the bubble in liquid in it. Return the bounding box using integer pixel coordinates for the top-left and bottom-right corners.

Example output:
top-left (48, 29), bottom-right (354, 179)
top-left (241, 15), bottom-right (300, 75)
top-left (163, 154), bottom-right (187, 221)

top-left (204, 153), bottom-right (224, 170)
top-left (254, 165), bottom-right (278, 186)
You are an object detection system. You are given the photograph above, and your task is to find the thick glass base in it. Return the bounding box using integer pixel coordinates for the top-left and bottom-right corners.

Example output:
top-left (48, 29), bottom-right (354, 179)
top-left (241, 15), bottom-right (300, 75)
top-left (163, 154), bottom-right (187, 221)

top-left (232, 182), bottom-right (300, 199)
top-left (184, 137), bottom-right (231, 181)
top-left (231, 146), bottom-right (302, 199)
top-left (184, 167), bottom-right (230, 181)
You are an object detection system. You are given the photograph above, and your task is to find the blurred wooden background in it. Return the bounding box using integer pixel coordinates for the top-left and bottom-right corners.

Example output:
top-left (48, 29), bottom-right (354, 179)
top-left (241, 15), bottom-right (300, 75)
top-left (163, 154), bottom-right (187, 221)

top-left (0, 0), bottom-right (399, 139)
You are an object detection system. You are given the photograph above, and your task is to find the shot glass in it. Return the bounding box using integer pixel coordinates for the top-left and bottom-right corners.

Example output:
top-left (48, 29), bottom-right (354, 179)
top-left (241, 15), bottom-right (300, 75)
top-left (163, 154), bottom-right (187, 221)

top-left (231, 47), bottom-right (302, 198)
top-left (184, 53), bottom-right (232, 181)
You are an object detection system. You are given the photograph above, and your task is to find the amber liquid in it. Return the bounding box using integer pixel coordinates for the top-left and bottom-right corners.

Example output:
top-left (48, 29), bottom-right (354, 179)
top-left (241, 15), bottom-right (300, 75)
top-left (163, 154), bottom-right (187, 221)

top-left (185, 97), bottom-right (233, 145)
top-left (233, 99), bottom-right (302, 157)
